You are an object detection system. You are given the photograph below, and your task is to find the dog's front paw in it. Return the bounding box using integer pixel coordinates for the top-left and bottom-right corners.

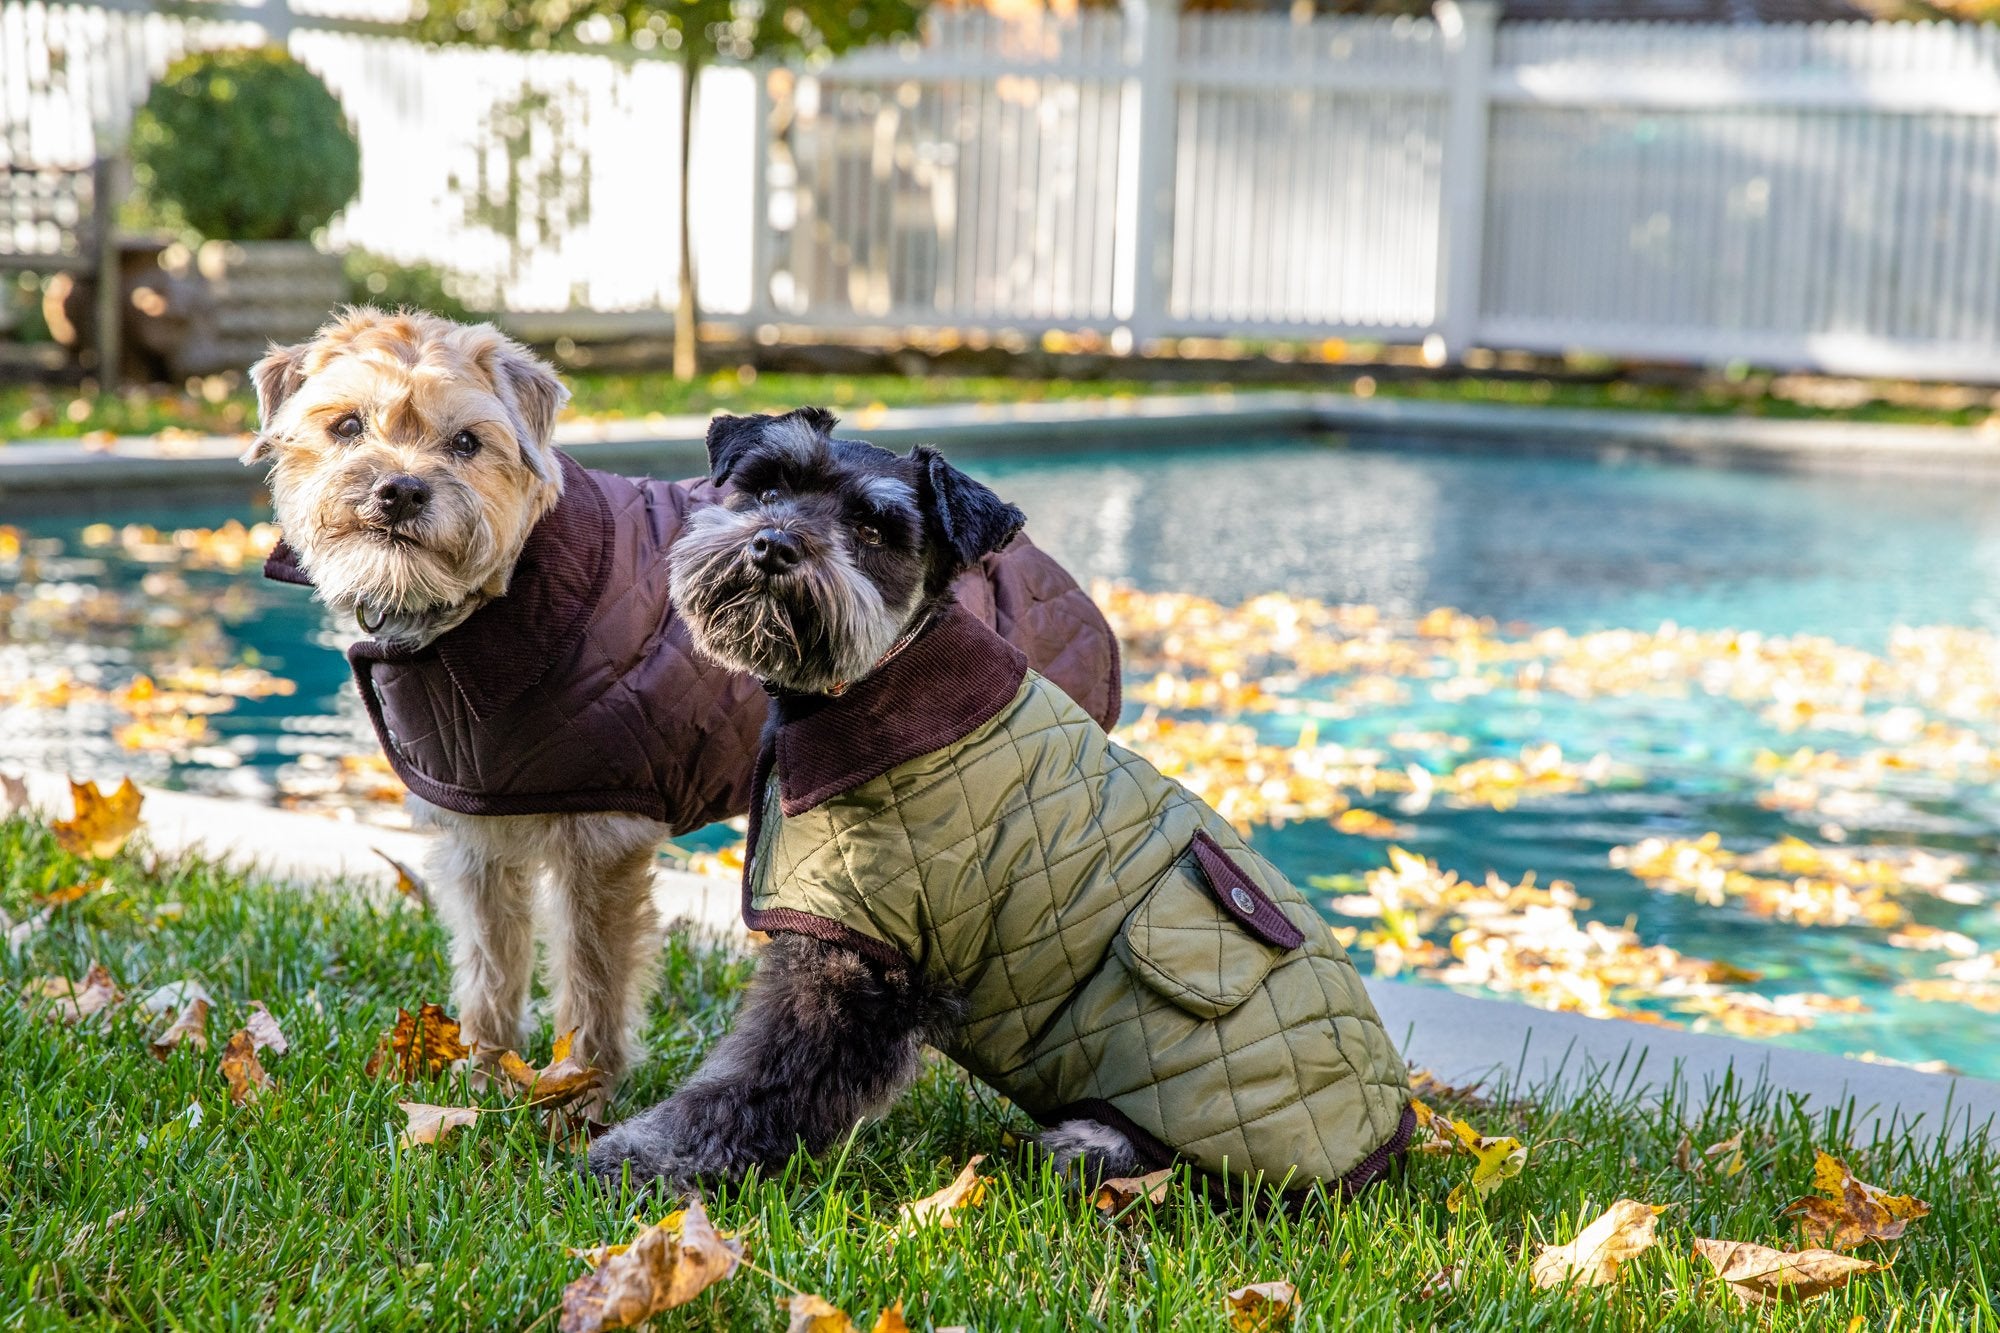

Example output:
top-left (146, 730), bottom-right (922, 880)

top-left (586, 1090), bottom-right (764, 1192)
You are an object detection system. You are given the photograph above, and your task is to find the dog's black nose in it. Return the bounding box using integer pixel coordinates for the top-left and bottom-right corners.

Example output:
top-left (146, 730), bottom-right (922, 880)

top-left (374, 474), bottom-right (431, 526)
top-left (749, 527), bottom-right (801, 574)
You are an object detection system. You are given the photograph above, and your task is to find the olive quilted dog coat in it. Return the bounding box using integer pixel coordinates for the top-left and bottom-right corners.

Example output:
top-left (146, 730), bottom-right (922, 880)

top-left (744, 605), bottom-right (1415, 1195)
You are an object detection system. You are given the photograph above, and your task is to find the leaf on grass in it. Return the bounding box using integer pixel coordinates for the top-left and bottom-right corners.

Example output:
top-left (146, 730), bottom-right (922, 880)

top-left (1410, 1266), bottom-right (1458, 1300)
top-left (1693, 1237), bottom-right (1879, 1306)
top-left (896, 1156), bottom-right (990, 1230)
top-left (3, 905), bottom-right (52, 957)
top-left (558, 1198), bottom-right (743, 1333)
top-left (497, 1028), bottom-right (605, 1110)
top-left (1093, 1168), bottom-right (1174, 1220)
top-left (1442, 1116), bottom-right (1527, 1212)
top-left (1408, 1098), bottom-right (1458, 1155)
top-left (1409, 1068), bottom-right (1488, 1107)
top-left (397, 1100), bottom-right (480, 1147)
top-left (1782, 1151), bottom-right (1930, 1250)
top-left (244, 1001), bottom-right (289, 1055)
top-left (50, 777), bottom-right (143, 859)
top-left (365, 1003), bottom-right (472, 1080)
top-left (374, 848), bottom-right (432, 911)
top-left (150, 997), bottom-right (210, 1057)
top-left (783, 1294), bottom-right (859, 1333)
top-left (219, 1028), bottom-right (272, 1105)
top-left (1530, 1199), bottom-right (1665, 1289)
top-left (35, 878), bottom-right (105, 908)
top-left (1225, 1281), bottom-right (1298, 1332)
top-left (2, 771), bottom-right (29, 815)
top-left (23, 962), bottom-right (121, 1024)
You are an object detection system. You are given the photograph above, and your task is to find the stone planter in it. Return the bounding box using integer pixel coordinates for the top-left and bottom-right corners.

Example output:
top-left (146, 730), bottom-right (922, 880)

top-left (133, 240), bottom-right (347, 380)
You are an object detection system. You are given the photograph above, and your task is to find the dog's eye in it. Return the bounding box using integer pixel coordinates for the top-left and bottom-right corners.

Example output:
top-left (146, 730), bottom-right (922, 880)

top-left (758, 488), bottom-right (781, 505)
top-left (332, 414), bottom-right (364, 440)
top-left (855, 523), bottom-right (882, 546)
top-left (450, 430), bottom-right (481, 457)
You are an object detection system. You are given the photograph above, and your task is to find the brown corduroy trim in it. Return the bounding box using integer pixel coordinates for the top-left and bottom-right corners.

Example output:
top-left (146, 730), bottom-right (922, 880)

top-left (769, 605), bottom-right (1029, 817)
top-left (1190, 831), bottom-right (1307, 951)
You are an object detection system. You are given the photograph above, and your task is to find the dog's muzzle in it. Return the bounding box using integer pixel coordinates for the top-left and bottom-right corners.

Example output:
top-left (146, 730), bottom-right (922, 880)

top-left (747, 527), bottom-right (802, 575)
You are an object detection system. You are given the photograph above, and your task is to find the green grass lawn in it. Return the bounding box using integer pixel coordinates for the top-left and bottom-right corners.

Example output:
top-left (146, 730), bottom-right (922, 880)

top-left (5, 363), bottom-right (1997, 444)
top-left (4, 814), bottom-right (1995, 1331)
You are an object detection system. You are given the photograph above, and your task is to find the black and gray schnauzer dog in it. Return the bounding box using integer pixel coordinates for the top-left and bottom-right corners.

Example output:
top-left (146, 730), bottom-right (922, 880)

top-left (586, 417), bottom-right (1415, 1198)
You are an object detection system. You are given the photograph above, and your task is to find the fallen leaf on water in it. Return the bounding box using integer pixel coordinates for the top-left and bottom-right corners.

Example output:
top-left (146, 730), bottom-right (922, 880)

top-left (1225, 1280), bottom-right (1298, 1331)
top-left (559, 1198), bottom-right (743, 1333)
top-left (23, 962), bottom-right (121, 1024)
top-left (150, 997), bottom-right (210, 1057)
top-left (50, 777), bottom-right (143, 859)
top-left (397, 1101), bottom-right (480, 1148)
top-left (1694, 1237), bottom-right (1879, 1306)
top-left (1530, 1199), bottom-right (1665, 1288)
top-left (1443, 1117), bottom-right (1527, 1212)
top-left (1334, 808), bottom-right (1407, 838)
top-left (366, 1003), bottom-right (472, 1079)
top-left (219, 1028), bottom-right (272, 1105)
top-left (244, 1001), bottom-right (288, 1055)
top-left (1782, 1151), bottom-right (1930, 1250)
top-left (896, 1156), bottom-right (990, 1230)
top-left (1093, 1168), bottom-right (1173, 1219)
top-left (374, 848), bottom-right (432, 911)
top-left (497, 1028), bottom-right (604, 1110)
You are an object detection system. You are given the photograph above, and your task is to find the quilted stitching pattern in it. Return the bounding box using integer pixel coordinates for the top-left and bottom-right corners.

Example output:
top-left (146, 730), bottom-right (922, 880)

top-left (353, 469), bottom-right (1119, 831)
top-left (752, 671), bottom-right (1412, 1189)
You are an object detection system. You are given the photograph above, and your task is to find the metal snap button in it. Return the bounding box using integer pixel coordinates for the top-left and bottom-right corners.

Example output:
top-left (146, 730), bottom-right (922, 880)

top-left (1229, 886), bottom-right (1258, 915)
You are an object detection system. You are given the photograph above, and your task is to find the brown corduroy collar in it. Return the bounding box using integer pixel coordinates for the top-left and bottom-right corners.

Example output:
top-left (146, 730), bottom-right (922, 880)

top-left (767, 603), bottom-right (1029, 816)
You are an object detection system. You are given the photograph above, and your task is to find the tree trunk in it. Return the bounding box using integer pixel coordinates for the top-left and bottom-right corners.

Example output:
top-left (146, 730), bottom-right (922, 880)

top-left (673, 54), bottom-right (700, 383)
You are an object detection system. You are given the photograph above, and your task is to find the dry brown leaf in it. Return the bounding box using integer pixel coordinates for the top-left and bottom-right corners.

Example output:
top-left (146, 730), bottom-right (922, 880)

top-left (1782, 1151), bottom-right (1930, 1250)
top-left (35, 878), bottom-right (104, 908)
top-left (374, 848), bottom-right (432, 911)
top-left (896, 1156), bottom-right (990, 1230)
top-left (1530, 1199), bottom-right (1665, 1289)
top-left (23, 962), bottom-right (121, 1024)
top-left (1410, 1265), bottom-right (1458, 1300)
top-left (50, 777), bottom-right (143, 859)
top-left (365, 1003), bottom-right (472, 1080)
top-left (150, 996), bottom-right (210, 1058)
top-left (1409, 1068), bottom-right (1488, 1106)
top-left (219, 1028), bottom-right (272, 1105)
top-left (244, 1000), bottom-right (289, 1055)
top-left (496, 1028), bottom-right (605, 1110)
top-left (870, 1302), bottom-right (910, 1333)
top-left (397, 1100), bottom-right (480, 1148)
top-left (784, 1294), bottom-right (859, 1333)
top-left (2, 771), bottom-right (29, 815)
top-left (1694, 1238), bottom-right (1880, 1306)
top-left (558, 1198), bottom-right (743, 1333)
top-left (1225, 1280), bottom-right (1299, 1331)
top-left (1094, 1168), bottom-right (1173, 1219)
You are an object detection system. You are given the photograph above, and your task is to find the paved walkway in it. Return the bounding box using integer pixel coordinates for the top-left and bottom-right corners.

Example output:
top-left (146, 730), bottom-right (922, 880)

top-left (16, 768), bottom-right (1996, 1147)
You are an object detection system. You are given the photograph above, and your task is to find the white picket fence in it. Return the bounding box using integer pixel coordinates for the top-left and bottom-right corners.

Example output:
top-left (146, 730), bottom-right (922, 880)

top-left (5, 0), bottom-right (2000, 377)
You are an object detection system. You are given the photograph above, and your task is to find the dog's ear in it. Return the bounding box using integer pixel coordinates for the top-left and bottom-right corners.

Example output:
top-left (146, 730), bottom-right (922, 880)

top-left (491, 336), bottom-right (568, 485)
top-left (243, 340), bottom-right (311, 465)
top-left (914, 444), bottom-right (1026, 578)
top-left (705, 413), bottom-right (767, 485)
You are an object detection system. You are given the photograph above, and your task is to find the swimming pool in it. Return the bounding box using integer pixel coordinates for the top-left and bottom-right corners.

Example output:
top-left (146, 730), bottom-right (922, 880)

top-left (6, 437), bottom-right (1999, 1077)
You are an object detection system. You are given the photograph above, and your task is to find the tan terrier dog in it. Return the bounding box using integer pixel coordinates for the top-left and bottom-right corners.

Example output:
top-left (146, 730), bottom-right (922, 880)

top-left (244, 308), bottom-right (1123, 1084)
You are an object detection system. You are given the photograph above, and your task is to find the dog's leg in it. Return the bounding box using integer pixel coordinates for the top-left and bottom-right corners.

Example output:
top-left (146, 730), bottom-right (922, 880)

top-left (588, 934), bottom-right (960, 1188)
top-left (1040, 1119), bottom-right (1145, 1184)
top-left (427, 816), bottom-right (538, 1054)
top-left (542, 813), bottom-right (666, 1081)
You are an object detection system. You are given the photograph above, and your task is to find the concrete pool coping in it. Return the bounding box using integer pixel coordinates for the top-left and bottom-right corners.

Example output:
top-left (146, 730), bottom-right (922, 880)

top-left (5, 390), bottom-right (2000, 502)
top-left (13, 766), bottom-right (1996, 1150)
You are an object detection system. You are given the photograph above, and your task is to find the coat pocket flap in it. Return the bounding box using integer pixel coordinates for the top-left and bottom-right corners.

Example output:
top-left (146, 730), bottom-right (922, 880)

top-left (1118, 834), bottom-right (1301, 1019)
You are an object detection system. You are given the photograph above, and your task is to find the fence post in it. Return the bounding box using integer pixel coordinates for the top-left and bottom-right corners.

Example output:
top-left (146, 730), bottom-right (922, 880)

top-left (1432, 0), bottom-right (1497, 363)
top-left (91, 150), bottom-right (124, 394)
top-left (1120, 0), bottom-right (1175, 350)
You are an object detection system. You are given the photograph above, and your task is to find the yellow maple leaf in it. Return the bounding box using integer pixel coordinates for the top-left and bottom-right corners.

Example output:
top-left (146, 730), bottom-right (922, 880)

top-left (559, 1199), bottom-right (742, 1333)
top-left (1693, 1237), bottom-right (1880, 1306)
top-left (1781, 1151), bottom-right (1930, 1250)
top-left (365, 1003), bottom-right (472, 1080)
top-left (1443, 1116), bottom-right (1527, 1212)
top-left (1530, 1199), bottom-right (1665, 1288)
top-left (50, 777), bottom-right (143, 859)
top-left (1224, 1280), bottom-right (1298, 1332)
top-left (895, 1156), bottom-right (990, 1230)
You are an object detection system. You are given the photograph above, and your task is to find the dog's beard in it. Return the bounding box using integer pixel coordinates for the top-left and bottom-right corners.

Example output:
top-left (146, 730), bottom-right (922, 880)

top-left (670, 510), bottom-right (913, 694)
top-left (271, 460), bottom-right (507, 636)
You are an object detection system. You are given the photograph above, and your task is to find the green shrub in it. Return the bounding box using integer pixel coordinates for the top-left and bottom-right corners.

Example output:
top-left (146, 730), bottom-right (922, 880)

top-left (343, 250), bottom-right (479, 323)
top-left (130, 47), bottom-right (361, 243)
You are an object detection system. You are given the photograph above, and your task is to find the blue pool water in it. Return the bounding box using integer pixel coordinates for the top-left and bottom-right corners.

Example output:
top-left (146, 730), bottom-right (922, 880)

top-left (6, 437), bottom-right (2000, 1076)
